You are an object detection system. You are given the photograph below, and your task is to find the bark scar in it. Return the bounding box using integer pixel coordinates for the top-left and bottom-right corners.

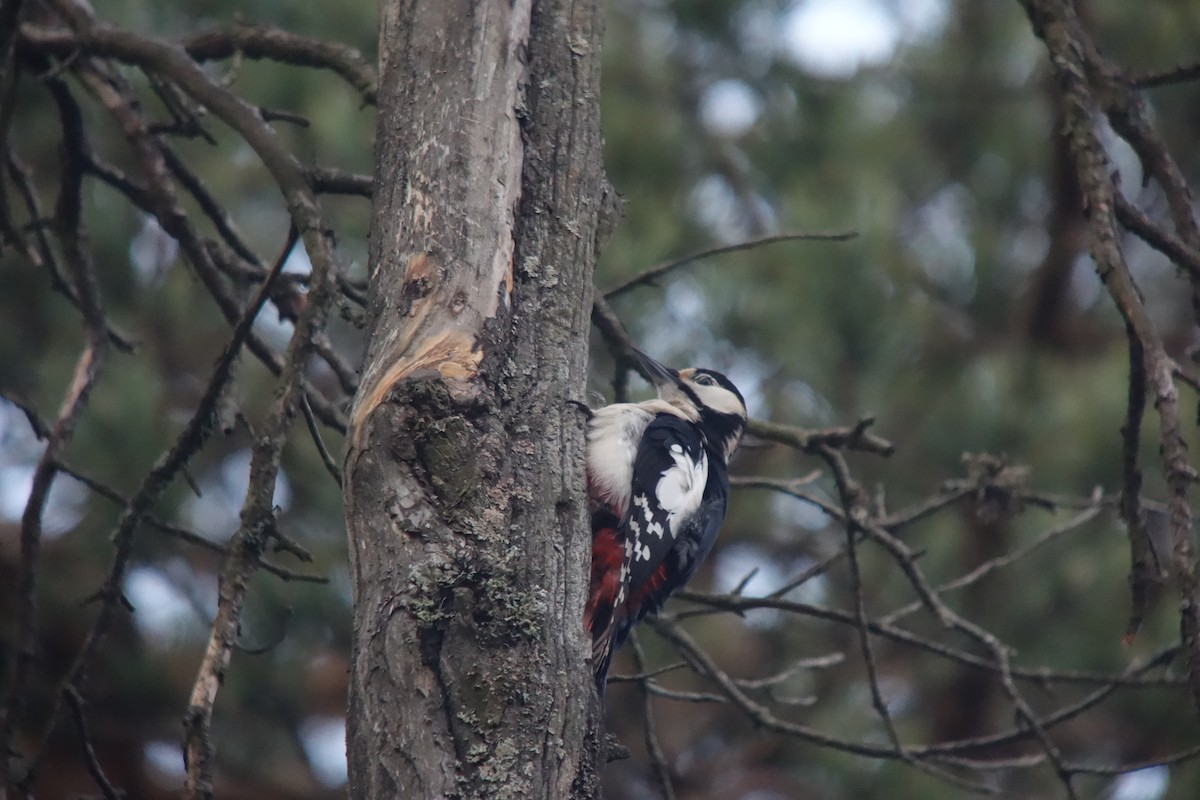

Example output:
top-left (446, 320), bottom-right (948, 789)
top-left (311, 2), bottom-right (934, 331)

top-left (348, 250), bottom-right (486, 456)
top-left (400, 251), bottom-right (437, 315)
top-left (350, 329), bottom-right (483, 452)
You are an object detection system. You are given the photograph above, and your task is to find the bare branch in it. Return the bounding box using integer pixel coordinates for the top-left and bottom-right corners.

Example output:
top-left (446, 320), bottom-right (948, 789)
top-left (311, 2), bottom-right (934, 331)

top-left (630, 635), bottom-right (676, 800)
top-left (64, 687), bottom-right (122, 800)
top-left (748, 416), bottom-right (895, 457)
top-left (881, 495), bottom-right (1104, 626)
top-left (16, 197), bottom-right (289, 792)
top-left (1132, 61), bottom-right (1200, 89)
top-left (300, 393), bottom-right (343, 485)
top-left (180, 23), bottom-right (378, 105)
top-left (1114, 192), bottom-right (1200, 280)
top-left (1119, 329), bottom-right (1160, 642)
top-left (55, 460), bottom-right (326, 584)
top-left (0, 72), bottom-right (112, 786)
top-left (306, 165), bottom-right (372, 197)
top-left (602, 231), bottom-right (858, 300)
top-left (1020, 0), bottom-right (1200, 714)
top-left (3, 153), bottom-right (136, 352)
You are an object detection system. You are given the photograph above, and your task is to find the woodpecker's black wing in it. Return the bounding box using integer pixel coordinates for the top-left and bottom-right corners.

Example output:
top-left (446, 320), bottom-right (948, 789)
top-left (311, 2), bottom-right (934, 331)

top-left (622, 415), bottom-right (710, 579)
top-left (620, 415), bottom-right (730, 631)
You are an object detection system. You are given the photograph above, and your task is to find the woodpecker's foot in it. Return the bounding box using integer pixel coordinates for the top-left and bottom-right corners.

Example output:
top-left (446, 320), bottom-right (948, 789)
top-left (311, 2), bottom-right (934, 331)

top-left (566, 399), bottom-right (594, 421)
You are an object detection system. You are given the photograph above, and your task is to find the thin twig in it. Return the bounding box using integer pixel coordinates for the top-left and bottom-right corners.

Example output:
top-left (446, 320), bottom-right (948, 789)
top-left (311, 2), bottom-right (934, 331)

top-left (647, 617), bottom-right (995, 792)
top-left (54, 460), bottom-right (326, 583)
top-left (821, 442), bottom-right (998, 790)
top-left (606, 661), bottom-right (689, 684)
top-left (15, 180), bottom-right (290, 792)
top-left (603, 231), bottom-right (857, 300)
top-left (1131, 61), bottom-right (1200, 89)
top-left (1114, 192), bottom-right (1200, 280)
top-left (675, 592), bottom-right (1183, 689)
top-left (748, 416), bottom-right (895, 457)
top-left (631, 635), bottom-right (676, 800)
top-left (881, 496), bottom-right (1104, 626)
top-left (300, 393), bottom-right (343, 485)
top-left (1, 73), bottom-right (112, 786)
top-left (64, 687), bottom-right (123, 800)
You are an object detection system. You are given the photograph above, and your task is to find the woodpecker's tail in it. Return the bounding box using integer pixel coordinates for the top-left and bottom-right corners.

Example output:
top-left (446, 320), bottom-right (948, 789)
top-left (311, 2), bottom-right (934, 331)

top-left (585, 511), bottom-right (625, 692)
top-left (592, 628), bottom-right (617, 694)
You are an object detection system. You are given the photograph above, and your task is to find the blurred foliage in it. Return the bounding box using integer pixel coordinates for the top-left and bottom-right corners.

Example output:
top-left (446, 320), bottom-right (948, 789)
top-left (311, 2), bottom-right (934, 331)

top-left (0, 1), bottom-right (374, 797)
top-left (595, 1), bottom-right (1200, 799)
top-left (2, 0), bottom-right (1200, 798)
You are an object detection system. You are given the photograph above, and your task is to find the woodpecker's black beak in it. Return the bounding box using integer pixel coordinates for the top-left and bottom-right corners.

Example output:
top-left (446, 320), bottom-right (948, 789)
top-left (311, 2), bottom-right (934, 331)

top-left (630, 347), bottom-right (679, 391)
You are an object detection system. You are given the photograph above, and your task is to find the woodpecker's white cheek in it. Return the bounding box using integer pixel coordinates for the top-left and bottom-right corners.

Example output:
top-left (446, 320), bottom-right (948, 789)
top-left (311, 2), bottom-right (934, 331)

top-left (693, 384), bottom-right (746, 417)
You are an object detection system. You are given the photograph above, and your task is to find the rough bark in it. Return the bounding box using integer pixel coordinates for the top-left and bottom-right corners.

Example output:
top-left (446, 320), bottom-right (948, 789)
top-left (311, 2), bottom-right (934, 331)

top-left (343, 1), bottom-right (607, 798)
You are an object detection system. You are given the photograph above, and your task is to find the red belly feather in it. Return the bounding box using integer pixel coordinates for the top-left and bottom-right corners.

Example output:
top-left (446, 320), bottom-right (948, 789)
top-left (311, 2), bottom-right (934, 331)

top-left (584, 524), bottom-right (623, 635)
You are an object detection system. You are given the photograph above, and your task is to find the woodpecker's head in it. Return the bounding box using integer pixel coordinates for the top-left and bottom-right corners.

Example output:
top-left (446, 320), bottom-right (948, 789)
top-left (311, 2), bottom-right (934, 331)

top-left (632, 347), bottom-right (748, 461)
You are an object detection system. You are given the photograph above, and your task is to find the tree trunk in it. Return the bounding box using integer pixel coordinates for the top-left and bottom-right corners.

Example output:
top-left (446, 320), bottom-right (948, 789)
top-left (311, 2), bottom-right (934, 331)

top-left (343, 1), bottom-right (608, 797)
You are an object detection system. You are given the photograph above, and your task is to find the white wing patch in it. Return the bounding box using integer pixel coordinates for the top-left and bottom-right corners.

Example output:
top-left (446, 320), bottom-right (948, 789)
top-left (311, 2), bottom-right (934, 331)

top-left (620, 421), bottom-right (711, 600)
top-left (633, 494), bottom-right (666, 539)
top-left (617, 540), bottom-right (633, 604)
top-left (655, 446), bottom-right (708, 538)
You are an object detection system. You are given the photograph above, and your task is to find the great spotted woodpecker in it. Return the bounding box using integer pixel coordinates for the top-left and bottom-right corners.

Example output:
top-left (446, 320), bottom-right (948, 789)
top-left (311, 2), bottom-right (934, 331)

top-left (581, 348), bottom-right (747, 690)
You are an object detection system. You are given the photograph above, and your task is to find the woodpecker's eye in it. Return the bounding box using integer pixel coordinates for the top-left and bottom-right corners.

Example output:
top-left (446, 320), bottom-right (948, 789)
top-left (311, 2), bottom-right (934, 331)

top-left (693, 374), bottom-right (714, 386)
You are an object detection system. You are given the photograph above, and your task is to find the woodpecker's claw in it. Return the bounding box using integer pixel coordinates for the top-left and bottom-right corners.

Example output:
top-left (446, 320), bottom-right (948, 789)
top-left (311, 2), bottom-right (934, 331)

top-left (566, 399), bottom-right (594, 421)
